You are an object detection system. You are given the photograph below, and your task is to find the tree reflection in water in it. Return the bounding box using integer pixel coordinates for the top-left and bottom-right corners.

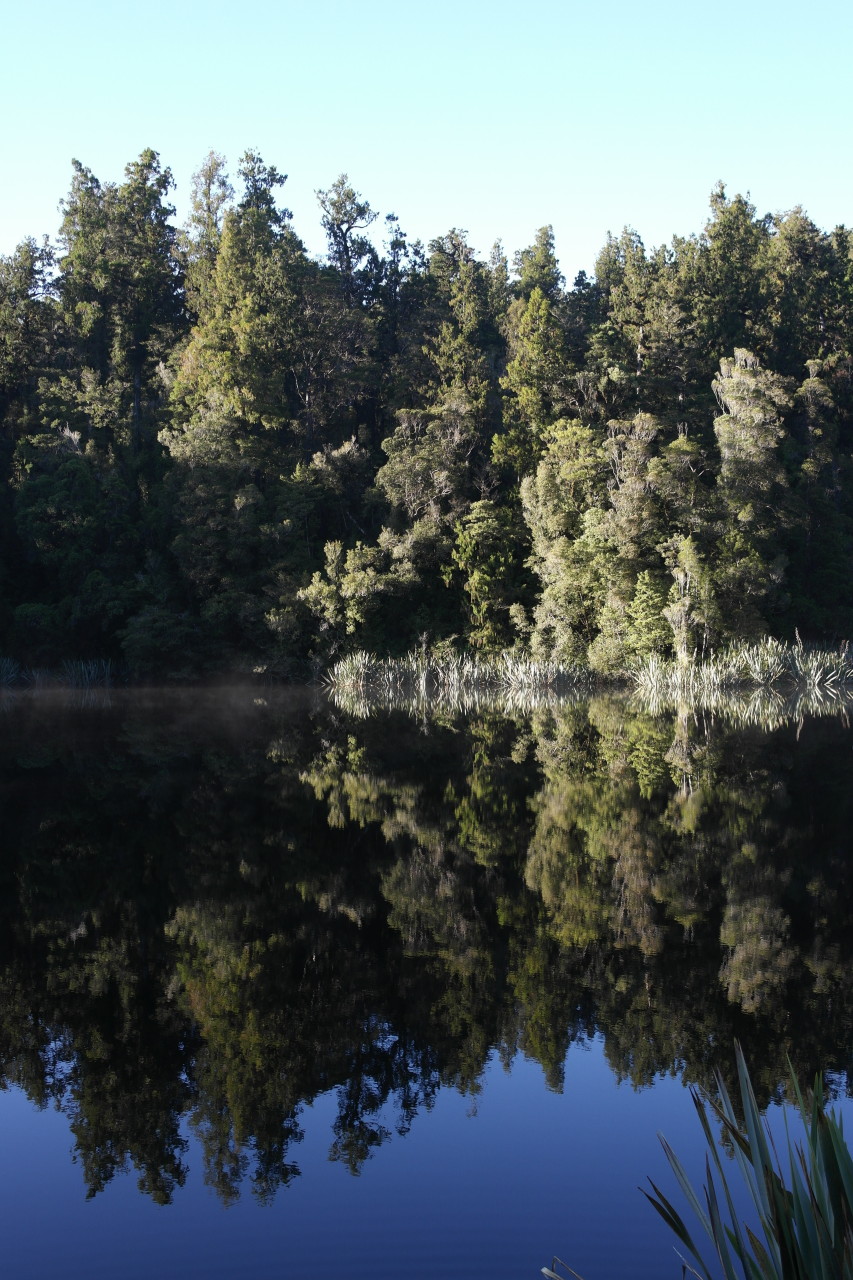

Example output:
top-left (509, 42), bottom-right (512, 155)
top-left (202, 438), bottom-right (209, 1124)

top-left (0, 687), bottom-right (851, 1203)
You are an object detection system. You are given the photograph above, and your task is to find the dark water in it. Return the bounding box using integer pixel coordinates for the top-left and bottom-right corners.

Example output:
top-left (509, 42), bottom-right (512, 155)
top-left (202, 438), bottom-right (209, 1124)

top-left (1, 688), bottom-right (851, 1279)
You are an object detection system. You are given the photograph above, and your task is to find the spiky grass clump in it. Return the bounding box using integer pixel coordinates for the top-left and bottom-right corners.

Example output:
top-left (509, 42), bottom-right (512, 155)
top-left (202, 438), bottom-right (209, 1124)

top-left (645, 1044), bottom-right (853, 1280)
top-left (0, 659), bottom-right (116, 689)
top-left (326, 649), bottom-right (595, 715)
top-left (328, 649), bottom-right (594, 694)
top-left (632, 640), bottom-right (853, 703)
top-left (330, 641), bottom-right (853, 718)
top-left (0, 657), bottom-right (21, 687)
top-left (59, 659), bottom-right (114, 688)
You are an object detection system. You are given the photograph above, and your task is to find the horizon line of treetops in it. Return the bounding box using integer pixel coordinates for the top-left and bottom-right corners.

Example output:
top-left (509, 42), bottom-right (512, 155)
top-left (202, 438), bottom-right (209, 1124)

top-left (2, 147), bottom-right (853, 678)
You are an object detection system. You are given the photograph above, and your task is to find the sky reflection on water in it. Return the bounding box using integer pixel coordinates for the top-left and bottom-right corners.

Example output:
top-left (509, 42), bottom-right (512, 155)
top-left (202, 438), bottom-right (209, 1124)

top-left (0, 1039), bottom-right (719, 1280)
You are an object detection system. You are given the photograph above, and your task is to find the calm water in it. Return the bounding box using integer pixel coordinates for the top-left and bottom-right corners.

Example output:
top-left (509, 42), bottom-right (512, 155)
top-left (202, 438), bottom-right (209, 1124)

top-left (1, 687), bottom-right (851, 1279)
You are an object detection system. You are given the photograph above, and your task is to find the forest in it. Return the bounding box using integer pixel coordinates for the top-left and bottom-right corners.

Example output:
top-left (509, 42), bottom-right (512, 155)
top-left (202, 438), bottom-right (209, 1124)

top-left (2, 148), bottom-right (853, 677)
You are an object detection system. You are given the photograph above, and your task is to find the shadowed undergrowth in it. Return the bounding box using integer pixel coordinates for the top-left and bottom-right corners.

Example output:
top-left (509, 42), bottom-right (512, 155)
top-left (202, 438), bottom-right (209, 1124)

top-left (0, 658), bottom-right (115, 688)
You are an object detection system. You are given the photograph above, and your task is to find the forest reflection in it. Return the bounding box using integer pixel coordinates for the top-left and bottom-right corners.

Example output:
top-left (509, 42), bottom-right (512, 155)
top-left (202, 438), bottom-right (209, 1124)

top-left (1, 688), bottom-right (851, 1205)
top-left (331, 679), bottom-right (853, 729)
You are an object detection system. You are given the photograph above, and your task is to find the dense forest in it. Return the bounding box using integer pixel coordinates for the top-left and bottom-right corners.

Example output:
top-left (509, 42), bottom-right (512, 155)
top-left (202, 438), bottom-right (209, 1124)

top-left (2, 149), bottom-right (853, 677)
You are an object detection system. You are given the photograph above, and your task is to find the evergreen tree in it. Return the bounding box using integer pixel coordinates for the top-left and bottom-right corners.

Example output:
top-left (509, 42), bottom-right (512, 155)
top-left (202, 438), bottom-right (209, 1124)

top-left (712, 349), bottom-right (795, 634)
top-left (54, 149), bottom-right (184, 450)
top-left (182, 151), bottom-right (233, 320)
top-left (317, 174), bottom-right (379, 307)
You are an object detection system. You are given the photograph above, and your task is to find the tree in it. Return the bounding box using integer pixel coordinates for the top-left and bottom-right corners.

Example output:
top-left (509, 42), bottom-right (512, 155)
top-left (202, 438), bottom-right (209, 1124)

top-left (182, 150), bottom-right (233, 319)
top-left (0, 238), bottom-right (55, 421)
top-left (55, 149), bottom-right (184, 451)
top-left (627, 571), bottom-right (671, 658)
top-left (514, 225), bottom-right (563, 302)
top-left (691, 184), bottom-right (771, 364)
top-left (785, 360), bottom-right (853, 634)
top-left (712, 349), bottom-right (794, 633)
top-left (162, 152), bottom-right (316, 663)
top-left (316, 174), bottom-right (379, 306)
top-left (496, 286), bottom-right (573, 476)
top-left (448, 499), bottom-right (527, 649)
top-left (521, 419), bottom-right (611, 661)
top-left (660, 534), bottom-right (719, 662)
top-left (423, 229), bottom-right (495, 413)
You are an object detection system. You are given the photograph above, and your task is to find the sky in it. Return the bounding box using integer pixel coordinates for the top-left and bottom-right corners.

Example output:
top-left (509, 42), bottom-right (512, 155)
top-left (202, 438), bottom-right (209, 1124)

top-left (3, 0), bottom-right (851, 281)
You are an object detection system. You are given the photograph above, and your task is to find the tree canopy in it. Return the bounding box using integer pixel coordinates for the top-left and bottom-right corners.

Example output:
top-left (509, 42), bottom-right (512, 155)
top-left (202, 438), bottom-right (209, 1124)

top-left (2, 155), bottom-right (853, 675)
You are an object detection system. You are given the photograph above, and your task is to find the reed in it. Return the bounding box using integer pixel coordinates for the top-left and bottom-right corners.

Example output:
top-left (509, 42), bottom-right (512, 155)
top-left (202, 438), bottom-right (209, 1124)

top-left (328, 641), bottom-right (853, 721)
top-left (58, 658), bottom-right (114, 688)
top-left (0, 657), bottom-right (21, 687)
top-left (330, 680), bottom-right (591, 719)
top-left (644, 1044), bottom-right (853, 1280)
top-left (327, 650), bottom-right (596, 717)
top-left (327, 650), bottom-right (595, 700)
top-left (0, 659), bottom-right (118, 690)
top-left (631, 640), bottom-right (853, 701)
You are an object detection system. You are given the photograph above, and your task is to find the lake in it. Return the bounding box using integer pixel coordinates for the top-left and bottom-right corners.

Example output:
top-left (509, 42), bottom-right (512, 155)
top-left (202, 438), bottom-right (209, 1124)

top-left (1, 687), bottom-right (851, 1279)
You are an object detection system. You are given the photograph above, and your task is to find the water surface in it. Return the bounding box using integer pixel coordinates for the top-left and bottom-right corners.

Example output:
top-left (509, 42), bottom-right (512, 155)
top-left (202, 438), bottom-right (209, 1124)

top-left (1, 688), bottom-right (851, 1278)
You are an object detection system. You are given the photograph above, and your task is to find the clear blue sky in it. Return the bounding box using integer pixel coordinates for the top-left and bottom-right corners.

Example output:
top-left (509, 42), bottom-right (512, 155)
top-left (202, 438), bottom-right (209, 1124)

top-left (3, 0), bottom-right (851, 280)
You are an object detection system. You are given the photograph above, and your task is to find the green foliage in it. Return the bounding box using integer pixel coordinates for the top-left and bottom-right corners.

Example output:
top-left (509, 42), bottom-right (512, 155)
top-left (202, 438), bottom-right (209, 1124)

top-left (628, 571), bottom-right (672, 657)
top-left (2, 158), bottom-right (853, 675)
top-left (449, 499), bottom-right (528, 649)
top-left (646, 1044), bottom-right (853, 1280)
top-left (0, 237), bottom-right (55, 414)
top-left (317, 173), bottom-right (379, 305)
top-left (181, 150), bottom-right (233, 318)
top-left (712, 350), bottom-right (795, 634)
top-left (54, 149), bottom-right (183, 447)
top-left (497, 285), bottom-right (573, 474)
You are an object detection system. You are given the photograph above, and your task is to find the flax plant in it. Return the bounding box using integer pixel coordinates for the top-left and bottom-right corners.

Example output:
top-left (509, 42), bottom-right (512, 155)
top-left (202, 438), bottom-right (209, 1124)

top-left (326, 650), bottom-right (595, 702)
top-left (632, 641), bottom-right (853, 702)
top-left (645, 1044), bottom-right (853, 1280)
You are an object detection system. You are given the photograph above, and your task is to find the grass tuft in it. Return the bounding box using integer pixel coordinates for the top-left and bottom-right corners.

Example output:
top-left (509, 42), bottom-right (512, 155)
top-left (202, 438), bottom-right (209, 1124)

top-left (631, 639), bottom-right (853, 702)
top-left (0, 657), bottom-right (21, 687)
top-left (58, 659), bottom-right (114, 688)
top-left (327, 639), bottom-right (853, 719)
top-left (326, 650), bottom-right (595, 716)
